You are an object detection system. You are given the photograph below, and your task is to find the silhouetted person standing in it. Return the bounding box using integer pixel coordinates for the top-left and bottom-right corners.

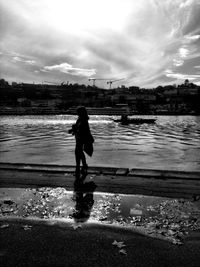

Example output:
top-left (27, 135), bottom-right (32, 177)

top-left (68, 106), bottom-right (94, 178)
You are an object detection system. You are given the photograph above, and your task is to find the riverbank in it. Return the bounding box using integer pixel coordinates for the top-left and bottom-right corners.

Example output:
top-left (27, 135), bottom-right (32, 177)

top-left (1, 163), bottom-right (200, 266)
top-left (0, 107), bottom-right (199, 116)
top-left (1, 162), bottom-right (200, 198)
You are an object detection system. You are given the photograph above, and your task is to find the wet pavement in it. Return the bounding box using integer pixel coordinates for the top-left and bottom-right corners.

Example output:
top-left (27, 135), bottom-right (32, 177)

top-left (1, 186), bottom-right (200, 245)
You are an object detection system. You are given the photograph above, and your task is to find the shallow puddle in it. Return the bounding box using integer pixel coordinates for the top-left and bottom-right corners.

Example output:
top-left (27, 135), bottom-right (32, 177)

top-left (0, 187), bottom-right (169, 220)
top-left (1, 187), bottom-right (200, 244)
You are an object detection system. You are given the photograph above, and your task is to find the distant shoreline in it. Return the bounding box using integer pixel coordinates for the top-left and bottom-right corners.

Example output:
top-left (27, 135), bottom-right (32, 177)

top-left (0, 110), bottom-right (199, 116)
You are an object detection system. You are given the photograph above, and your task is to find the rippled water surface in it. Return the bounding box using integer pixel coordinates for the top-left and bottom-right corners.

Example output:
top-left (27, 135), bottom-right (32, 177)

top-left (0, 115), bottom-right (200, 171)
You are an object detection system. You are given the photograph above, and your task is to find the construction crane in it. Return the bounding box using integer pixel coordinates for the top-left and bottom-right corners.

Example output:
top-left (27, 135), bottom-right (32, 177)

top-left (107, 78), bottom-right (124, 89)
top-left (88, 78), bottom-right (110, 87)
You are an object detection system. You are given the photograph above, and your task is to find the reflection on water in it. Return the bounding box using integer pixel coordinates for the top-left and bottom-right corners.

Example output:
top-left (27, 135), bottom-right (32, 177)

top-left (0, 187), bottom-right (169, 222)
top-left (0, 115), bottom-right (200, 171)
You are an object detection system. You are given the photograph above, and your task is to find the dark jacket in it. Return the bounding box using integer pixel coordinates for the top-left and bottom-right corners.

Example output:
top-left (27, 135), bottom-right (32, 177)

top-left (71, 118), bottom-right (94, 156)
top-left (75, 118), bottom-right (91, 143)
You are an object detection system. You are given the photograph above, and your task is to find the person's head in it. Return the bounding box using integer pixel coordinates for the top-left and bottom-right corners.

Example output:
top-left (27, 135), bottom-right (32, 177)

top-left (76, 106), bottom-right (89, 120)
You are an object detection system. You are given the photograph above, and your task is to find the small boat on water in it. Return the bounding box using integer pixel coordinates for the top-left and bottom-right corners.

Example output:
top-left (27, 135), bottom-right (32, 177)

top-left (113, 115), bottom-right (156, 124)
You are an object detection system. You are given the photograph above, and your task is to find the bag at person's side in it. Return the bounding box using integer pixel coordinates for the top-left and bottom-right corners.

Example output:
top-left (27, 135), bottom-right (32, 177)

top-left (84, 142), bottom-right (93, 157)
top-left (84, 133), bottom-right (94, 156)
top-left (88, 133), bottom-right (94, 144)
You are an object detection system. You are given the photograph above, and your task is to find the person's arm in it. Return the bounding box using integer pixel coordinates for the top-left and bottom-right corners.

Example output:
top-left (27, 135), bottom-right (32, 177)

top-left (68, 123), bottom-right (77, 135)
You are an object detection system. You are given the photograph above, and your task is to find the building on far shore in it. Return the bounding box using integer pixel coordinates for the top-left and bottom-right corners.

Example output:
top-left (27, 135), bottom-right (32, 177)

top-left (0, 79), bottom-right (200, 115)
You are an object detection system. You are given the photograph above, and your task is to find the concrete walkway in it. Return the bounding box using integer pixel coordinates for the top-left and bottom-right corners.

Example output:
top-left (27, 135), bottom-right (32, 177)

top-left (1, 217), bottom-right (200, 267)
top-left (0, 162), bottom-right (200, 198)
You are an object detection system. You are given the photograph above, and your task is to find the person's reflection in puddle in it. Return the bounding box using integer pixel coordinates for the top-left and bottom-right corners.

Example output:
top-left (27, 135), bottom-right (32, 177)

top-left (72, 171), bottom-right (96, 223)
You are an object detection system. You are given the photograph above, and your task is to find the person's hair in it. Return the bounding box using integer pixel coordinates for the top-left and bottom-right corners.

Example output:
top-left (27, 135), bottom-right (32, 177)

top-left (76, 106), bottom-right (89, 120)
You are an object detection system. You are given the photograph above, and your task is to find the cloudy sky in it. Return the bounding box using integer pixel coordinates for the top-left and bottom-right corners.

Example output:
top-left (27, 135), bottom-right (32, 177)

top-left (0, 0), bottom-right (200, 88)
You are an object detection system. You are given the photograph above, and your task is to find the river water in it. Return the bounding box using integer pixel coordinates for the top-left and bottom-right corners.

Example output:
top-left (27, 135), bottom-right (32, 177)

top-left (0, 115), bottom-right (200, 171)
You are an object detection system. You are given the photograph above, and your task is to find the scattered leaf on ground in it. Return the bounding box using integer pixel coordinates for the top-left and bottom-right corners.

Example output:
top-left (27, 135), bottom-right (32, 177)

top-left (119, 249), bottom-right (127, 255)
top-left (172, 239), bottom-right (183, 245)
top-left (72, 224), bottom-right (82, 230)
top-left (0, 224), bottom-right (9, 229)
top-left (22, 225), bottom-right (32, 231)
top-left (89, 175), bottom-right (96, 180)
top-left (112, 240), bottom-right (126, 248)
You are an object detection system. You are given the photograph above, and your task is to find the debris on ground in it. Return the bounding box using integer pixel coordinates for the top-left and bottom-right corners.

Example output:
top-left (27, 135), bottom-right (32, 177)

top-left (0, 224), bottom-right (9, 229)
top-left (119, 249), bottom-right (127, 255)
top-left (112, 240), bottom-right (126, 248)
top-left (1, 188), bottom-right (200, 245)
top-left (22, 225), bottom-right (32, 231)
top-left (72, 224), bottom-right (82, 230)
top-left (112, 240), bottom-right (127, 255)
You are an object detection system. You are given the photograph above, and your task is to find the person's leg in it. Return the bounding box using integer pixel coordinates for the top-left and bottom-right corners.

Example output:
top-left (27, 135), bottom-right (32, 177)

top-left (81, 150), bottom-right (87, 167)
top-left (81, 151), bottom-right (88, 174)
top-left (75, 142), bottom-right (88, 175)
top-left (75, 142), bottom-right (82, 177)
